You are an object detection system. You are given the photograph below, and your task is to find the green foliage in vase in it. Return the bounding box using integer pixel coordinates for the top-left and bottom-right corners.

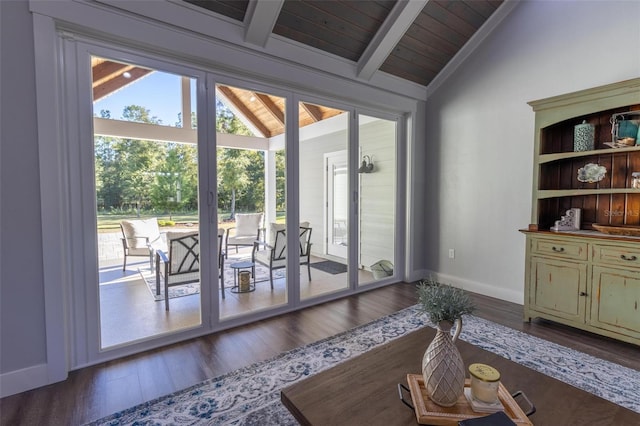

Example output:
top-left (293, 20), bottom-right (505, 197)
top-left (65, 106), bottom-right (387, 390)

top-left (417, 277), bottom-right (475, 324)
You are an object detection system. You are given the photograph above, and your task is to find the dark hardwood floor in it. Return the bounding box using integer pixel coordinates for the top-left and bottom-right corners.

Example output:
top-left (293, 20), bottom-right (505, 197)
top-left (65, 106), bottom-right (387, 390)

top-left (1, 283), bottom-right (638, 425)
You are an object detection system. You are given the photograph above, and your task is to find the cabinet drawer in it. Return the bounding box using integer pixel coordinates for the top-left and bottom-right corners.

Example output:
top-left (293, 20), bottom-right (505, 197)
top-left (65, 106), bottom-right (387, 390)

top-left (592, 244), bottom-right (640, 268)
top-left (531, 238), bottom-right (588, 260)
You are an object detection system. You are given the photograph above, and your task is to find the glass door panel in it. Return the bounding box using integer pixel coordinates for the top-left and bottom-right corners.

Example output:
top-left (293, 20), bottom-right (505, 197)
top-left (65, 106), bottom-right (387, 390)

top-left (92, 57), bottom-right (202, 348)
top-left (357, 114), bottom-right (397, 286)
top-left (299, 102), bottom-right (350, 300)
top-left (216, 84), bottom-right (288, 319)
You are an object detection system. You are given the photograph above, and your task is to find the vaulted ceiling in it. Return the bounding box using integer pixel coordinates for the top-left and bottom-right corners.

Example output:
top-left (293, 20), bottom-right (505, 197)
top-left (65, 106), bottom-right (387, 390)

top-left (184, 0), bottom-right (504, 87)
top-left (93, 0), bottom-right (507, 138)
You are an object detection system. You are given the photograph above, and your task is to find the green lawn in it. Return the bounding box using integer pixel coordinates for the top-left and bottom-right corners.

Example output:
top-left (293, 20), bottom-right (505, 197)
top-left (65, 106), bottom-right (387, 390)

top-left (97, 213), bottom-right (199, 232)
top-left (97, 211), bottom-right (285, 232)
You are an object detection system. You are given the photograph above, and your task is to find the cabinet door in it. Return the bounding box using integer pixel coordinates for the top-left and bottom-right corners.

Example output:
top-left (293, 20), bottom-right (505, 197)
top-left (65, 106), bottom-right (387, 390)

top-left (529, 256), bottom-right (587, 322)
top-left (591, 266), bottom-right (640, 340)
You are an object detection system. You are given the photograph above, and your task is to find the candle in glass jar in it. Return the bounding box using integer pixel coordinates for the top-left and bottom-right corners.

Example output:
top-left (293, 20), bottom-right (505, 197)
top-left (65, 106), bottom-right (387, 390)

top-left (468, 363), bottom-right (501, 403)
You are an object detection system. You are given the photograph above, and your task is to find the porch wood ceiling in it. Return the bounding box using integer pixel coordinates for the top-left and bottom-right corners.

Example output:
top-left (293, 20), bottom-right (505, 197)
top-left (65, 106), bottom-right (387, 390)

top-left (92, 58), bottom-right (343, 139)
top-left (92, 0), bottom-right (505, 138)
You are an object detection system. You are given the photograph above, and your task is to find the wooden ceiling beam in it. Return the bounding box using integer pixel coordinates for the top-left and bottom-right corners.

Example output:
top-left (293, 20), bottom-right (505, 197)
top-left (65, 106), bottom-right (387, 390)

top-left (300, 103), bottom-right (323, 122)
top-left (357, 0), bottom-right (428, 80)
top-left (255, 93), bottom-right (284, 127)
top-left (218, 86), bottom-right (272, 138)
top-left (92, 67), bottom-right (152, 101)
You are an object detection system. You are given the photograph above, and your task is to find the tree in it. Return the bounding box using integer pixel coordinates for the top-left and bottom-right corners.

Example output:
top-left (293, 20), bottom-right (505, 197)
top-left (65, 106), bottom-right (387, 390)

top-left (94, 105), bottom-right (162, 216)
top-left (151, 143), bottom-right (198, 218)
top-left (217, 148), bottom-right (250, 219)
top-left (215, 99), bottom-right (257, 218)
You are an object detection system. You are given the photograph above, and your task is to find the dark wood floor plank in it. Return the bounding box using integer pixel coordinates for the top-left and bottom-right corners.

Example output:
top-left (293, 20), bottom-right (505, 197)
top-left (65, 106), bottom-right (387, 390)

top-left (0, 283), bottom-right (637, 425)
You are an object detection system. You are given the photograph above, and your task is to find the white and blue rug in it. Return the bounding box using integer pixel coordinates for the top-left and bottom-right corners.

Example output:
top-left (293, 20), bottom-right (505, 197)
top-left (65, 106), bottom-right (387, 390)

top-left (88, 305), bottom-right (639, 425)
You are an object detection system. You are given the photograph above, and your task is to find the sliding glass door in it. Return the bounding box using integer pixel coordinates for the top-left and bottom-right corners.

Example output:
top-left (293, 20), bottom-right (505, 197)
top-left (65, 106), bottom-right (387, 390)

top-left (357, 114), bottom-right (397, 287)
top-left (62, 37), bottom-right (403, 369)
top-left (215, 83), bottom-right (289, 319)
top-left (298, 101), bottom-right (350, 300)
top-left (92, 56), bottom-right (205, 348)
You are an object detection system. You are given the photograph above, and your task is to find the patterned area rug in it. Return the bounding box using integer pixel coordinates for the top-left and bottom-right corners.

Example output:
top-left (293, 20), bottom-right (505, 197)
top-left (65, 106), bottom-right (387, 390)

top-left (141, 258), bottom-right (285, 301)
top-left (87, 305), bottom-right (639, 425)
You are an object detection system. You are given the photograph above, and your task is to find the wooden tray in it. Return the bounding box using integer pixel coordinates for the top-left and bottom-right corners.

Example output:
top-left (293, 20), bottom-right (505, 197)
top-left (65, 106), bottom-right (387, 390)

top-left (406, 374), bottom-right (533, 426)
top-left (592, 224), bottom-right (640, 236)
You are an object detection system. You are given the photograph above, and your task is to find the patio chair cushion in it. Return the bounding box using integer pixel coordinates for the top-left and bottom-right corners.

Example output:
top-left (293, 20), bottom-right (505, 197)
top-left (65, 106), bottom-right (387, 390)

top-left (165, 231), bottom-right (199, 284)
top-left (267, 221), bottom-right (309, 246)
top-left (234, 213), bottom-right (263, 236)
top-left (121, 218), bottom-right (162, 249)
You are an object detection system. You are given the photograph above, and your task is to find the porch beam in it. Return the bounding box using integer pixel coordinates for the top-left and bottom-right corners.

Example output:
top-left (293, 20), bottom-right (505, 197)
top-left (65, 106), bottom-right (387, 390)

top-left (244, 0), bottom-right (284, 47)
top-left (218, 86), bottom-right (271, 137)
top-left (300, 102), bottom-right (323, 122)
top-left (356, 0), bottom-right (428, 80)
top-left (93, 117), bottom-right (269, 150)
top-left (256, 93), bottom-right (284, 128)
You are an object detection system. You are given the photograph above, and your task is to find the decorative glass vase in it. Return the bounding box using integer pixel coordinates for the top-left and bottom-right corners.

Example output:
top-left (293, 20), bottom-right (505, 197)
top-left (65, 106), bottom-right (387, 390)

top-left (421, 319), bottom-right (466, 407)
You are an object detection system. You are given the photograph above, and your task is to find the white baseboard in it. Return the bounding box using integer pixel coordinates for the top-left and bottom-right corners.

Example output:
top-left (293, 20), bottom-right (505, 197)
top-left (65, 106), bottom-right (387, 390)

top-left (423, 270), bottom-right (524, 305)
top-left (0, 363), bottom-right (51, 398)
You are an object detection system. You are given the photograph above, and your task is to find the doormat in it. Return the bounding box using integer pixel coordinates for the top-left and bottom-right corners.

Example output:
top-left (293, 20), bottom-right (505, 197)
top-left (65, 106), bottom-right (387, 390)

top-left (310, 260), bottom-right (347, 274)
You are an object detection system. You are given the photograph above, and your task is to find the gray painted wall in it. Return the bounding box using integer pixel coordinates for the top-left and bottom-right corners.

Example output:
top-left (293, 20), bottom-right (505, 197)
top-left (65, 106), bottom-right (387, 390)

top-left (1, 0), bottom-right (47, 374)
top-left (3, 0), bottom-right (638, 397)
top-left (424, 0), bottom-right (640, 302)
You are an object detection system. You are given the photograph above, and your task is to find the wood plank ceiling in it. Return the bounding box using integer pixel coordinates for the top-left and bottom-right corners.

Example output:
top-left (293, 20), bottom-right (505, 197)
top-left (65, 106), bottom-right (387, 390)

top-left (92, 0), bottom-right (504, 138)
top-left (185, 0), bottom-right (504, 86)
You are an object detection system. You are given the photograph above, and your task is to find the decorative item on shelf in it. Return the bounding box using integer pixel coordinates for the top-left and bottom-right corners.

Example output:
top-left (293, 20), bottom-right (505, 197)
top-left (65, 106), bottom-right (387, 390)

top-left (610, 111), bottom-right (640, 146)
top-left (632, 172), bottom-right (640, 189)
top-left (358, 155), bottom-right (374, 173)
top-left (592, 224), bottom-right (640, 236)
top-left (574, 120), bottom-right (595, 151)
top-left (577, 163), bottom-right (606, 183)
top-left (417, 278), bottom-right (475, 407)
top-left (550, 208), bottom-right (581, 232)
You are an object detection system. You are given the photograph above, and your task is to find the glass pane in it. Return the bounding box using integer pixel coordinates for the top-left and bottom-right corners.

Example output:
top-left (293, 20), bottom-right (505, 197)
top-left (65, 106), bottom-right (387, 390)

top-left (93, 58), bottom-right (188, 128)
top-left (357, 115), bottom-right (396, 286)
top-left (216, 84), bottom-right (287, 319)
top-left (299, 102), bottom-right (350, 300)
top-left (93, 56), bottom-right (201, 348)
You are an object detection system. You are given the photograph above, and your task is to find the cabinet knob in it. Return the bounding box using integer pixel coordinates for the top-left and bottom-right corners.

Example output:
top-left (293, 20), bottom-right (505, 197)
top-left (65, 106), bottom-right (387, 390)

top-left (620, 254), bottom-right (638, 261)
top-left (552, 246), bottom-right (565, 253)
top-left (580, 292), bottom-right (588, 297)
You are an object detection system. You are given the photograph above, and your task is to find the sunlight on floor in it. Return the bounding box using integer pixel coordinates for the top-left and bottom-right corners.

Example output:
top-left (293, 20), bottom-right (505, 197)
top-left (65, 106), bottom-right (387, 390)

top-left (98, 247), bottom-right (370, 348)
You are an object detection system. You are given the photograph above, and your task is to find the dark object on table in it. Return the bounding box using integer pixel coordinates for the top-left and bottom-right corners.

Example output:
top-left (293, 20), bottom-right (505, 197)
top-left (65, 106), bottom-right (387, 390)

top-left (458, 410), bottom-right (516, 425)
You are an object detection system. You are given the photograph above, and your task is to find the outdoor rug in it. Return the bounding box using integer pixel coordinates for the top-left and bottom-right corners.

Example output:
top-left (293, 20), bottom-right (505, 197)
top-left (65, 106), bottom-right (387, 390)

top-left (310, 259), bottom-right (348, 275)
top-left (88, 305), bottom-right (639, 425)
top-left (140, 259), bottom-right (285, 301)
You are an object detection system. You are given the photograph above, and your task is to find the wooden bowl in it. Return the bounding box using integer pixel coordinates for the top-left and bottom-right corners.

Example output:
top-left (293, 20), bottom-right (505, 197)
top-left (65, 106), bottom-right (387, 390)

top-left (592, 224), bottom-right (640, 236)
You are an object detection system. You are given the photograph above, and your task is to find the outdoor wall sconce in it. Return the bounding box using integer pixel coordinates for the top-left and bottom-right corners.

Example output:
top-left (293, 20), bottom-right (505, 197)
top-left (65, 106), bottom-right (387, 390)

top-left (358, 155), bottom-right (374, 174)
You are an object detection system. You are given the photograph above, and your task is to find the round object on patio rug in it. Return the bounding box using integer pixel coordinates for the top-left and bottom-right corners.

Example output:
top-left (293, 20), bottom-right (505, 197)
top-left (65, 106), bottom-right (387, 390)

top-left (421, 319), bottom-right (466, 407)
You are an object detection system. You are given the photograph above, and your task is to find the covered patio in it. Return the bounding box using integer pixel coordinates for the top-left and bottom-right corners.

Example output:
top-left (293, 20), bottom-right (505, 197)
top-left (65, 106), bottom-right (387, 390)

top-left (93, 58), bottom-right (395, 349)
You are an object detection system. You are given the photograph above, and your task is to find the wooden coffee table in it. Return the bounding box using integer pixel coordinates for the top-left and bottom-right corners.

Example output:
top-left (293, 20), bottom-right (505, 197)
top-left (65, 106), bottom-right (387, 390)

top-left (281, 327), bottom-right (639, 425)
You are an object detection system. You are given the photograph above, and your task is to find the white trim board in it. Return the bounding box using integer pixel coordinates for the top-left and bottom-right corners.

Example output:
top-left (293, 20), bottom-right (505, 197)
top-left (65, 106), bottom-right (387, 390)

top-left (0, 364), bottom-right (49, 399)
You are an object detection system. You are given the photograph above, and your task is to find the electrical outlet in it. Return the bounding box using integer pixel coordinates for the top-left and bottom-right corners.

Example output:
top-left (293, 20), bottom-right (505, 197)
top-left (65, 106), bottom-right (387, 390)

top-left (448, 249), bottom-right (455, 259)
